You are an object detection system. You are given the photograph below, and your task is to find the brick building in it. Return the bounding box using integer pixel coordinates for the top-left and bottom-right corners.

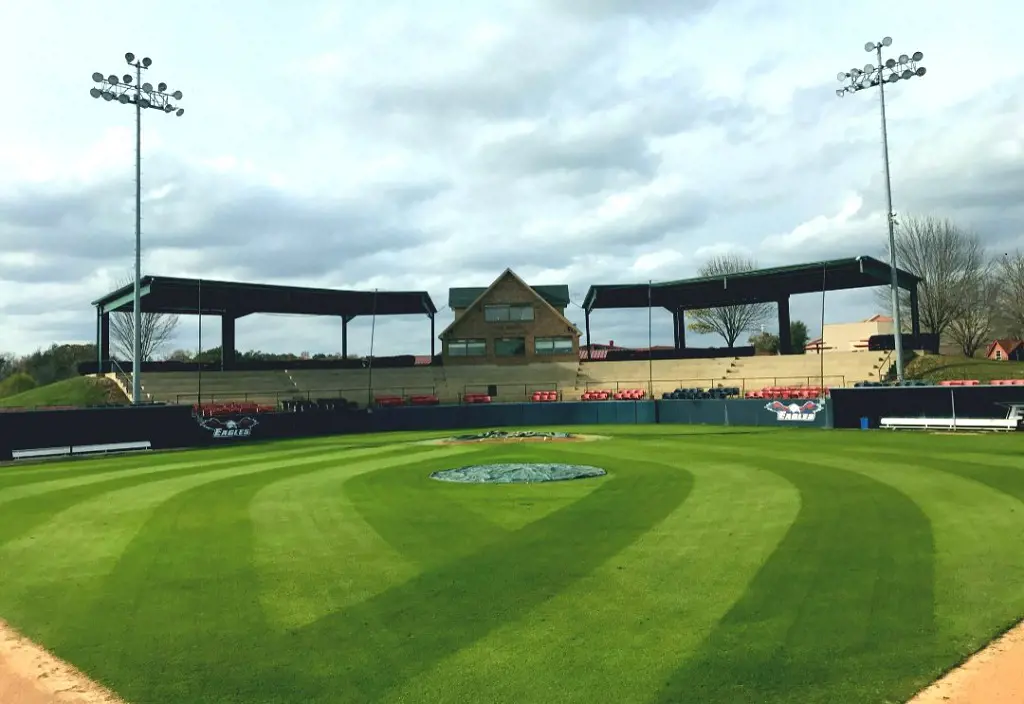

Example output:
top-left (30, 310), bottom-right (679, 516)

top-left (440, 269), bottom-right (580, 365)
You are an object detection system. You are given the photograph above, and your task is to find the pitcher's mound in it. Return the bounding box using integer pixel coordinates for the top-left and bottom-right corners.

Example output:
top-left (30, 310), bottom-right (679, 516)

top-left (424, 430), bottom-right (607, 445)
top-left (431, 462), bottom-right (607, 484)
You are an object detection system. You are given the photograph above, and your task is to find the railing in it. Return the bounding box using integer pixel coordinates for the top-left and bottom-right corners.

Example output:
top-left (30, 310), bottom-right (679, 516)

top-left (172, 385), bottom-right (438, 406)
top-left (161, 376), bottom-right (858, 407)
top-left (581, 376), bottom-right (847, 394)
top-left (110, 359), bottom-right (134, 399)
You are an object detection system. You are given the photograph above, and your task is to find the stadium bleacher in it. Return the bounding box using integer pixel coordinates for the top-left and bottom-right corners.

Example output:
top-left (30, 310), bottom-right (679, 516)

top-left (127, 350), bottom-right (943, 408)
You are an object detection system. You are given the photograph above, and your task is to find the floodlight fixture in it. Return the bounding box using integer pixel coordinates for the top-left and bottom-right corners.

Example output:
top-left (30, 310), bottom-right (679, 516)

top-left (87, 52), bottom-right (185, 405)
top-left (833, 35), bottom-right (928, 384)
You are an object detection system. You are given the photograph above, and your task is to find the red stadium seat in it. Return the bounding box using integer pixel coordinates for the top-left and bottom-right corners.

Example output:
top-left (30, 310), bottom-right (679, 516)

top-left (409, 395), bottom-right (439, 405)
top-left (374, 395), bottom-right (405, 407)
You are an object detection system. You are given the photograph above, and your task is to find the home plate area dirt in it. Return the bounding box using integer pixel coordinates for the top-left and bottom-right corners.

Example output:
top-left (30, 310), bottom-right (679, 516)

top-left (0, 620), bottom-right (123, 704)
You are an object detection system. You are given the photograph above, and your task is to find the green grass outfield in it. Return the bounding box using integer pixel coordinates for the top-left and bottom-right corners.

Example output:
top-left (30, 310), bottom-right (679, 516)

top-left (1, 425), bottom-right (1023, 703)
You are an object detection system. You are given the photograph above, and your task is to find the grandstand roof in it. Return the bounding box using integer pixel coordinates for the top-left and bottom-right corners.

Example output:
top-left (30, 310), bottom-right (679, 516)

top-left (92, 276), bottom-right (437, 317)
top-left (448, 284), bottom-right (570, 309)
top-left (582, 256), bottom-right (921, 311)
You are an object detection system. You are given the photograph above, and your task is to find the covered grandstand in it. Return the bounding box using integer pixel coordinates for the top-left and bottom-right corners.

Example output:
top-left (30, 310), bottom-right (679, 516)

top-left (582, 255), bottom-right (923, 355)
top-left (90, 275), bottom-right (438, 371)
top-left (78, 258), bottom-right (923, 408)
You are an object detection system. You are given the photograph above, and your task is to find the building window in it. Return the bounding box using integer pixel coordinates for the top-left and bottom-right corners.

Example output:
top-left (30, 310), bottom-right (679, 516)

top-left (494, 337), bottom-right (526, 356)
top-left (996, 349), bottom-right (1003, 360)
top-left (484, 304), bottom-right (534, 322)
top-left (535, 336), bottom-right (574, 355)
top-left (448, 339), bottom-right (486, 356)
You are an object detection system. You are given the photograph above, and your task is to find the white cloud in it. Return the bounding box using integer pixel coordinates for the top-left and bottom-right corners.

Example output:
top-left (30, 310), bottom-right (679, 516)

top-left (1, 0), bottom-right (1023, 356)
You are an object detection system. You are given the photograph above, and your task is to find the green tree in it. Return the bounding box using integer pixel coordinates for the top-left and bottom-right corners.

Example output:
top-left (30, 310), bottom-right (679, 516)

top-left (789, 320), bottom-right (809, 354)
top-left (749, 332), bottom-right (779, 354)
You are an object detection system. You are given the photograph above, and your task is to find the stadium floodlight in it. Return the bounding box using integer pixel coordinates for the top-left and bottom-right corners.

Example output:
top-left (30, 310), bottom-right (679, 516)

top-left (835, 36), bottom-right (927, 383)
top-left (89, 53), bottom-right (185, 405)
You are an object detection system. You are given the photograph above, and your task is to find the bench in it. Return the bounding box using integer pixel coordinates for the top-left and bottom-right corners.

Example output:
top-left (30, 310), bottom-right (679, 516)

top-left (880, 417), bottom-right (1019, 431)
top-left (12, 440), bottom-right (152, 460)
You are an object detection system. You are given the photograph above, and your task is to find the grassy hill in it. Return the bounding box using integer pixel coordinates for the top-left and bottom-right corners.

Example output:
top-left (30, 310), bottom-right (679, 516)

top-left (0, 376), bottom-right (128, 409)
top-left (905, 354), bottom-right (1024, 383)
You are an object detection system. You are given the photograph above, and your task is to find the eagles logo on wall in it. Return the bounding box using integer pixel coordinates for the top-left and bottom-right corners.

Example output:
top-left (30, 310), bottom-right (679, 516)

top-left (196, 415), bottom-right (259, 438)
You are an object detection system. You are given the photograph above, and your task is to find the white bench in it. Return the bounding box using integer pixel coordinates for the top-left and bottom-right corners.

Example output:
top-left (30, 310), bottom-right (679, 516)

top-left (880, 417), bottom-right (1019, 431)
top-left (11, 440), bottom-right (151, 461)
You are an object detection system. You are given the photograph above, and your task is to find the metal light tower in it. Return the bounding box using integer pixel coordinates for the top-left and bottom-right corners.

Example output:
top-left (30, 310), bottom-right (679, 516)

top-left (836, 37), bottom-right (926, 382)
top-left (90, 53), bottom-right (184, 404)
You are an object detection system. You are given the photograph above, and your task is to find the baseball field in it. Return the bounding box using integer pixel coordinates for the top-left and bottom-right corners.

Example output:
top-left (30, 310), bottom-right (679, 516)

top-left (0, 425), bottom-right (1022, 703)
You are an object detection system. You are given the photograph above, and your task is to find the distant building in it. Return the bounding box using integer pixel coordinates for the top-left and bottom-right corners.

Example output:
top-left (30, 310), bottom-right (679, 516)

top-left (986, 339), bottom-right (1024, 361)
top-left (440, 269), bottom-right (580, 365)
top-left (805, 315), bottom-right (894, 352)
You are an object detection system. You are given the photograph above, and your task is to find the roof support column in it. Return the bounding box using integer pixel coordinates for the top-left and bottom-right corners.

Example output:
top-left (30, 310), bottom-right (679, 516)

top-left (95, 308), bottom-right (110, 375)
top-left (341, 315), bottom-right (355, 359)
top-left (429, 313), bottom-right (436, 359)
top-left (221, 315), bottom-right (236, 370)
top-left (673, 309), bottom-right (686, 349)
top-left (777, 297), bottom-right (792, 354)
top-left (909, 284), bottom-right (920, 337)
top-left (584, 309), bottom-right (592, 360)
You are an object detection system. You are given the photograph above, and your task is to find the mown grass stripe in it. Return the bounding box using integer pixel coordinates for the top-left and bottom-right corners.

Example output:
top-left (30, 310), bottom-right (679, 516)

top-left (270, 455), bottom-right (693, 703)
top-left (0, 442), bottom-right (356, 505)
top-left (0, 444), bottom-right (398, 550)
top-left (52, 448), bottom-right (454, 703)
top-left (249, 446), bottom-right (484, 630)
top-left (655, 450), bottom-right (935, 704)
top-left (390, 443), bottom-right (800, 704)
top-left (789, 449), bottom-right (1024, 690)
top-left (845, 446), bottom-right (1024, 504)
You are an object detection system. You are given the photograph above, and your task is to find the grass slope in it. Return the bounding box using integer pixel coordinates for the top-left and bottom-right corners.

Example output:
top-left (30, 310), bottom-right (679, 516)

top-left (0, 427), bottom-right (1022, 703)
top-left (907, 354), bottom-right (1024, 382)
top-left (0, 376), bottom-right (126, 408)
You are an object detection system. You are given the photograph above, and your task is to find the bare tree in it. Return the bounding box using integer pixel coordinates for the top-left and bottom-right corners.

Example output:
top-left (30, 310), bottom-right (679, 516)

top-left (947, 261), bottom-right (999, 357)
top-left (876, 215), bottom-right (987, 336)
top-left (686, 254), bottom-right (773, 347)
top-left (109, 275), bottom-right (180, 361)
top-left (997, 250), bottom-right (1024, 338)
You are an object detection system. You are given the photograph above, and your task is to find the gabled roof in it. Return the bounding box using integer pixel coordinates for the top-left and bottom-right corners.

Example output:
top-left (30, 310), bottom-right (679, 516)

top-left (448, 284), bottom-right (570, 309)
top-left (987, 339), bottom-right (1024, 354)
top-left (439, 268), bottom-right (580, 339)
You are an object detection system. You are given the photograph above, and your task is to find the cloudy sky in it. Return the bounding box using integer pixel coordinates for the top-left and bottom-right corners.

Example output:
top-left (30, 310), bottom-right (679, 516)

top-left (1, 0), bottom-right (1021, 359)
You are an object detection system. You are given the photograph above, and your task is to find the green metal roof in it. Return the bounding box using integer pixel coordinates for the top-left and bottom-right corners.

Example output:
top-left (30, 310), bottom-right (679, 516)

top-left (582, 256), bottom-right (921, 311)
top-left (448, 284), bottom-right (570, 310)
top-left (91, 275), bottom-right (437, 317)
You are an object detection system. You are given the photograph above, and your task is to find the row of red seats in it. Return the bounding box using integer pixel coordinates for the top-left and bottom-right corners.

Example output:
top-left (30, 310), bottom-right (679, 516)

top-left (991, 379), bottom-right (1024, 386)
top-left (745, 386), bottom-right (829, 400)
top-left (374, 395), bottom-right (440, 407)
top-left (194, 402), bottom-right (274, 417)
top-left (463, 393), bottom-right (492, 404)
top-left (942, 379), bottom-right (1024, 386)
top-left (939, 379), bottom-right (980, 386)
top-left (582, 388), bottom-right (647, 401)
top-left (531, 391), bottom-right (559, 402)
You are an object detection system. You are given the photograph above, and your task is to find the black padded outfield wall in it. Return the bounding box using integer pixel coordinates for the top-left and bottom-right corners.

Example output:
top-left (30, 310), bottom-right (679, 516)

top-left (830, 386), bottom-right (1024, 429)
top-left (1, 398), bottom-right (837, 461)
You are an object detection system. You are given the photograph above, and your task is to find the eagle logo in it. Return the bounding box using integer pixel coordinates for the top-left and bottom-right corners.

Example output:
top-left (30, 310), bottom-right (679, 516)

top-left (197, 415), bottom-right (259, 438)
top-left (765, 400), bottom-right (823, 421)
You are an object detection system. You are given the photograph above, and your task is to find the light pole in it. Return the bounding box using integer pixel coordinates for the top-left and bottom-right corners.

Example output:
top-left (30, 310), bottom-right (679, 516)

top-left (836, 37), bottom-right (926, 382)
top-left (89, 53), bottom-right (184, 404)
